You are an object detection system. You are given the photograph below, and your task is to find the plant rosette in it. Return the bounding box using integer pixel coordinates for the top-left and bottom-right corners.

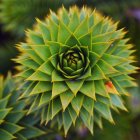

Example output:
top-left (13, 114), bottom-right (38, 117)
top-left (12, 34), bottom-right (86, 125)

top-left (15, 6), bottom-right (137, 136)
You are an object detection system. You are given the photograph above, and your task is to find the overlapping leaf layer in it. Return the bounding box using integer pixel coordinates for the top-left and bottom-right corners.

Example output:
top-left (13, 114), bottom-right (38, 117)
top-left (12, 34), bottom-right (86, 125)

top-left (15, 6), bottom-right (137, 135)
top-left (0, 74), bottom-right (45, 140)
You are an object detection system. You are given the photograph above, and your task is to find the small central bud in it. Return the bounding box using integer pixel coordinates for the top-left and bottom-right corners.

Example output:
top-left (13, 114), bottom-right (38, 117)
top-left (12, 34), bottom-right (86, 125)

top-left (65, 52), bottom-right (81, 68)
top-left (58, 46), bottom-right (88, 79)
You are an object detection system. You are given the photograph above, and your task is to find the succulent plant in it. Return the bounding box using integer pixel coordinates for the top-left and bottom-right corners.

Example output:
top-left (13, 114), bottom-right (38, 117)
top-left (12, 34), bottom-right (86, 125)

top-left (0, 0), bottom-right (76, 37)
top-left (0, 73), bottom-right (45, 140)
top-left (15, 6), bottom-right (137, 136)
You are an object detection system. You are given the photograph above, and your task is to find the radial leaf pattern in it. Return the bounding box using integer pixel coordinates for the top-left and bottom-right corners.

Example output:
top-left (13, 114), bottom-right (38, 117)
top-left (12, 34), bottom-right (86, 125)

top-left (15, 6), bottom-right (137, 135)
top-left (0, 73), bottom-right (45, 140)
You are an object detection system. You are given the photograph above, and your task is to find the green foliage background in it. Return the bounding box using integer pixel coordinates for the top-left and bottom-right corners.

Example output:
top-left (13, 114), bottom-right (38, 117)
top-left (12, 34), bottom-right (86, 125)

top-left (0, 0), bottom-right (140, 140)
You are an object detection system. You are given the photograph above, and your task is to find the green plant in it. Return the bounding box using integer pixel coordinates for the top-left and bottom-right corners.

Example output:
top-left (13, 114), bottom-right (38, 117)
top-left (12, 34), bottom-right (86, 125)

top-left (0, 73), bottom-right (45, 140)
top-left (0, 0), bottom-right (76, 37)
top-left (15, 6), bottom-right (137, 136)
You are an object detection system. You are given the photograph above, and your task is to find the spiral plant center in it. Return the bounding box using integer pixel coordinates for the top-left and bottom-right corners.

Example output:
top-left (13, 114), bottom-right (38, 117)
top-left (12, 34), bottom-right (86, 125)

top-left (58, 47), bottom-right (87, 79)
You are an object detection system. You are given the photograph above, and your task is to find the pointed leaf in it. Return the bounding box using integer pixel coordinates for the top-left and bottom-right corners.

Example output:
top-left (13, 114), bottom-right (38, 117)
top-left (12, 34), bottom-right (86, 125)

top-left (66, 80), bottom-right (84, 95)
top-left (71, 94), bottom-right (84, 115)
top-left (68, 106), bottom-right (77, 125)
top-left (88, 64), bottom-right (106, 80)
top-left (63, 109), bottom-right (72, 136)
top-left (110, 94), bottom-right (127, 111)
top-left (95, 102), bottom-right (114, 123)
top-left (58, 21), bottom-right (71, 43)
top-left (79, 32), bottom-right (92, 50)
top-left (80, 108), bottom-right (93, 134)
top-left (52, 82), bottom-right (68, 98)
top-left (52, 70), bottom-right (65, 82)
top-left (38, 60), bottom-right (54, 75)
top-left (95, 80), bottom-right (108, 97)
top-left (30, 82), bottom-right (52, 95)
top-left (37, 19), bottom-right (51, 41)
top-left (26, 71), bottom-right (51, 81)
top-left (52, 98), bottom-right (62, 119)
top-left (30, 45), bottom-right (51, 61)
top-left (60, 90), bottom-right (74, 111)
top-left (83, 96), bottom-right (94, 116)
top-left (0, 129), bottom-right (15, 140)
top-left (39, 92), bottom-right (51, 106)
top-left (97, 59), bottom-right (118, 75)
top-left (74, 17), bottom-right (89, 38)
top-left (80, 81), bottom-right (95, 100)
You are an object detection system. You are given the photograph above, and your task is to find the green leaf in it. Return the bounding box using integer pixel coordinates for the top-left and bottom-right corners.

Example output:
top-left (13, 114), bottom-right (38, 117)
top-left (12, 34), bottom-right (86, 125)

top-left (46, 41), bottom-right (60, 55)
top-left (111, 79), bottom-right (129, 95)
top-left (18, 58), bottom-right (39, 70)
top-left (37, 19), bottom-right (51, 41)
top-left (0, 129), bottom-right (15, 140)
top-left (96, 95), bottom-right (111, 105)
top-left (74, 16), bottom-right (89, 38)
top-left (79, 32), bottom-right (92, 50)
top-left (68, 9), bottom-right (79, 32)
top-left (52, 82), bottom-right (68, 98)
top-left (52, 70), bottom-right (65, 82)
top-left (58, 21), bottom-right (71, 44)
top-left (63, 109), bottom-right (72, 136)
top-left (52, 98), bottom-right (62, 119)
top-left (92, 42), bottom-right (111, 55)
top-left (88, 64), bottom-right (106, 80)
top-left (39, 92), bottom-right (51, 107)
top-left (0, 108), bottom-right (12, 120)
top-left (118, 80), bottom-right (136, 88)
top-left (94, 102), bottom-right (114, 123)
top-left (19, 82), bottom-right (36, 98)
top-left (17, 69), bottom-right (34, 79)
top-left (68, 105), bottom-right (77, 125)
top-left (48, 19), bottom-right (58, 41)
top-left (110, 94), bottom-right (127, 111)
top-left (60, 7), bottom-right (70, 25)
top-left (97, 59), bottom-right (118, 75)
top-left (57, 115), bottom-right (63, 130)
top-left (94, 111), bottom-right (103, 129)
top-left (102, 53), bottom-right (127, 66)
top-left (0, 94), bottom-right (10, 109)
top-left (80, 81), bottom-right (95, 100)
top-left (15, 133), bottom-right (27, 140)
top-left (60, 90), bottom-right (74, 111)
top-left (25, 48), bottom-right (43, 65)
top-left (89, 51), bottom-right (100, 67)
top-left (46, 103), bottom-right (52, 123)
top-left (30, 82), bottom-right (52, 95)
top-left (6, 111), bottom-right (26, 123)
top-left (26, 71), bottom-right (51, 81)
top-left (38, 60), bottom-right (54, 75)
top-left (28, 95), bottom-right (40, 114)
top-left (83, 96), bottom-right (94, 116)
top-left (19, 125), bottom-right (45, 139)
top-left (71, 94), bottom-right (84, 115)
top-left (2, 122), bottom-right (23, 134)
top-left (30, 45), bottom-right (51, 61)
top-left (95, 80), bottom-right (108, 97)
top-left (66, 80), bottom-right (84, 95)
top-left (27, 30), bottom-right (44, 45)
top-left (65, 34), bottom-right (80, 46)
top-left (80, 108), bottom-right (93, 134)
top-left (92, 20), bottom-right (104, 36)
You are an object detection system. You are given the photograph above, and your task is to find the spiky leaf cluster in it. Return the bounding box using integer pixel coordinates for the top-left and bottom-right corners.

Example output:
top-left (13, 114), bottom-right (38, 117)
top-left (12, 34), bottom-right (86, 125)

top-left (15, 6), bottom-right (137, 135)
top-left (0, 73), bottom-right (45, 140)
top-left (0, 0), bottom-right (76, 36)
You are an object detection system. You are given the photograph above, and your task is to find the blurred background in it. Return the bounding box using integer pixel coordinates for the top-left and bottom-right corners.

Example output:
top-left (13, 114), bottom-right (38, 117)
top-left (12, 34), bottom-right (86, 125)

top-left (0, 0), bottom-right (140, 140)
